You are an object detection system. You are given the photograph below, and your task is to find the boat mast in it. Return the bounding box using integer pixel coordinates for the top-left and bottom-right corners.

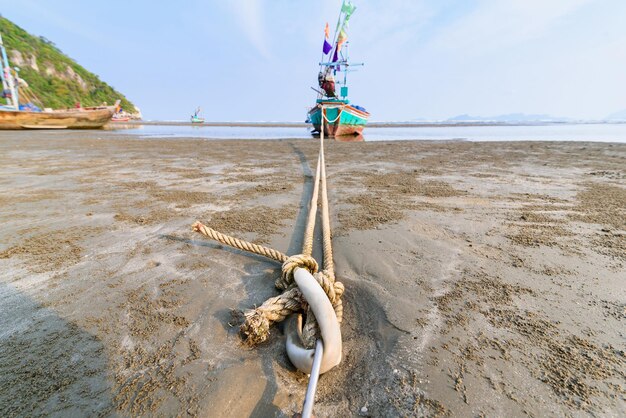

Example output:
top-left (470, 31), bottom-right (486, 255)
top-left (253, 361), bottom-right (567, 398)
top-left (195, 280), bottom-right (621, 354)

top-left (316, 5), bottom-right (346, 101)
top-left (316, 2), bottom-right (363, 101)
top-left (0, 33), bottom-right (18, 109)
top-left (0, 34), bottom-right (7, 99)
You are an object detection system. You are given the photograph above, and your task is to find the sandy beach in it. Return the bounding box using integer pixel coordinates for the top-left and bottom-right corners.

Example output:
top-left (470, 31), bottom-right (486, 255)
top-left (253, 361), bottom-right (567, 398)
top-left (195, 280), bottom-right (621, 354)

top-left (0, 133), bottom-right (624, 417)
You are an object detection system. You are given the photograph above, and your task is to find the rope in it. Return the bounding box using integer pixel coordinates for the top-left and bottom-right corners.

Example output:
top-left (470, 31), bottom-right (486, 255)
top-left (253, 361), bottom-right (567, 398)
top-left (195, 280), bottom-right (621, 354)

top-left (321, 105), bottom-right (344, 124)
top-left (192, 222), bottom-right (288, 264)
top-left (191, 117), bottom-right (344, 347)
top-left (301, 153), bottom-right (321, 258)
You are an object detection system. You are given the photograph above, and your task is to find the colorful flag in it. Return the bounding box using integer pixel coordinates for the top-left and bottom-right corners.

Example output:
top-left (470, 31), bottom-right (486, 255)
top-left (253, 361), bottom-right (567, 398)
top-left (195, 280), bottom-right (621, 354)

top-left (336, 29), bottom-right (348, 52)
top-left (322, 22), bottom-right (332, 54)
top-left (341, 1), bottom-right (356, 19)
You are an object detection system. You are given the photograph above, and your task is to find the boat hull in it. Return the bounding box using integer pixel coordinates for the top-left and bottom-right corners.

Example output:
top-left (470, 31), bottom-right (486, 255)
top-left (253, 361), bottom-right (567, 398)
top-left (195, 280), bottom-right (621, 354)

top-left (308, 102), bottom-right (369, 138)
top-left (0, 106), bottom-right (116, 130)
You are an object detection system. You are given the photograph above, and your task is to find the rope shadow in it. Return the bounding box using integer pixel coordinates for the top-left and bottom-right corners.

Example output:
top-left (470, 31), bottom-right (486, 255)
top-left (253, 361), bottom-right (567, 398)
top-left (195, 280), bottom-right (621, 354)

top-left (287, 143), bottom-right (325, 262)
top-left (160, 234), bottom-right (279, 266)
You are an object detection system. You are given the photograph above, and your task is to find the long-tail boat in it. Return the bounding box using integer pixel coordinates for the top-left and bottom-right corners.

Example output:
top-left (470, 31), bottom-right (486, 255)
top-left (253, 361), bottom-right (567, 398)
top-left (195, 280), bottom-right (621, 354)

top-left (190, 107), bottom-right (204, 123)
top-left (307, 1), bottom-right (369, 138)
top-left (0, 33), bottom-right (118, 130)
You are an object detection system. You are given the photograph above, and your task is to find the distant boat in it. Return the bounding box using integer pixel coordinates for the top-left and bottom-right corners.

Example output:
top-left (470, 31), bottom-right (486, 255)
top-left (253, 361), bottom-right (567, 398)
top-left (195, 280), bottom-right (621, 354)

top-left (111, 105), bottom-right (132, 122)
top-left (0, 33), bottom-right (118, 130)
top-left (191, 107), bottom-right (204, 123)
top-left (307, 1), bottom-right (369, 138)
top-left (111, 113), bottom-right (130, 122)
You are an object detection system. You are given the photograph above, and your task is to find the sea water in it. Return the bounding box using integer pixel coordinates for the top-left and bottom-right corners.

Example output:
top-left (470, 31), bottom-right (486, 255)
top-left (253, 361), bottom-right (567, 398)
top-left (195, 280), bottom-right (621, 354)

top-left (103, 123), bottom-right (626, 143)
top-left (2, 123), bottom-right (625, 143)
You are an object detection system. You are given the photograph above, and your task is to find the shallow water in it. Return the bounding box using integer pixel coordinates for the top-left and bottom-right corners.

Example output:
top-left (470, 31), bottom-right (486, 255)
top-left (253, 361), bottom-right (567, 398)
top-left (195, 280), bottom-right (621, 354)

top-left (101, 122), bottom-right (626, 142)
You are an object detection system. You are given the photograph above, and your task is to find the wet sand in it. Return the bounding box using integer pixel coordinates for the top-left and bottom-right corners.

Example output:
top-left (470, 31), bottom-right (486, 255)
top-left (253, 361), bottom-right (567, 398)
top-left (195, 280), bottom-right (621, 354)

top-left (0, 133), bottom-right (624, 417)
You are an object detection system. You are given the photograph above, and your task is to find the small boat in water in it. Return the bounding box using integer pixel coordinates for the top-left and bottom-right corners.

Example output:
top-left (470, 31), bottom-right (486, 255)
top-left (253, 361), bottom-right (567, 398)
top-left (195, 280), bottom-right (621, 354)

top-left (0, 33), bottom-right (118, 130)
top-left (307, 1), bottom-right (369, 139)
top-left (191, 107), bottom-right (204, 123)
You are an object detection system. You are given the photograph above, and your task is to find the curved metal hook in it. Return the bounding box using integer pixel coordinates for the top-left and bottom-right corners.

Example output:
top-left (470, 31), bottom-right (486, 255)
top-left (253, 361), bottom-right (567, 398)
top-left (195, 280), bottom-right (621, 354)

top-left (285, 267), bottom-right (342, 374)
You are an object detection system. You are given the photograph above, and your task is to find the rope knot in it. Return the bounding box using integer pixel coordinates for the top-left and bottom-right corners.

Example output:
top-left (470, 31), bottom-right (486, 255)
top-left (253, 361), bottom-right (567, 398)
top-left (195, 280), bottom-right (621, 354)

top-left (277, 254), bottom-right (318, 289)
top-left (240, 310), bottom-right (270, 345)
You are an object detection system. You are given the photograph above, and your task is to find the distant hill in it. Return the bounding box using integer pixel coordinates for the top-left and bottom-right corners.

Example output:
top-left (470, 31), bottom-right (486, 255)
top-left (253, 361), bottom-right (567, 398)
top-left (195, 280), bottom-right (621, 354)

top-left (605, 109), bottom-right (626, 121)
top-left (447, 113), bottom-right (569, 123)
top-left (0, 16), bottom-right (137, 114)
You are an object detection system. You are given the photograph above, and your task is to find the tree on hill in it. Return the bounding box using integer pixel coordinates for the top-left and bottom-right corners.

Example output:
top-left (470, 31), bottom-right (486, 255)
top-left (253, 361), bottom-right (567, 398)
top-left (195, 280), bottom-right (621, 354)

top-left (0, 16), bottom-right (135, 112)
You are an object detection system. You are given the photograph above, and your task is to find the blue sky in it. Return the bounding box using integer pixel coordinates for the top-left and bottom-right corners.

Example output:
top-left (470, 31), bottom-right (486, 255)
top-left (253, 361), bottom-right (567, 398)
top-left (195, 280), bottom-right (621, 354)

top-left (2, 0), bottom-right (625, 121)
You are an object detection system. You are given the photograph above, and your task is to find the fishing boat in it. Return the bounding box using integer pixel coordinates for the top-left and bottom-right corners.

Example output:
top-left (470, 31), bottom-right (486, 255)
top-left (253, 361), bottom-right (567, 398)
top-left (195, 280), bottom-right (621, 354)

top-left (0, 33), bottom-right (118, 130)
top-left (111, 114), bottom-right (131, 122)
top-left (0, 103), bottom-right (120, 129)
top-left (307, 1), bottom-right (369, 139)
top-left (111, 107), bottom-right (131, 122)
top-left (190, 107), bottom-right (204, 123)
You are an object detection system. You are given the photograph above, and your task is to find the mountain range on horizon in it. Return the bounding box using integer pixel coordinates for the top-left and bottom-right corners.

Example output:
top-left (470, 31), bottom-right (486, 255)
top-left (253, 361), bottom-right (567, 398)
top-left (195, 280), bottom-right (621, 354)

top-left (440, 111), bottom-right (626, 123)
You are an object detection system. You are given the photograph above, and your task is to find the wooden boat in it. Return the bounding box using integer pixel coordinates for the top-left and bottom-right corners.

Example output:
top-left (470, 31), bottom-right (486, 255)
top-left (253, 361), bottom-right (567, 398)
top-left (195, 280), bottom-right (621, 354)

top-left (307, 1), bottom-right (369, 138)
top-left (308, 99), bottom-right (368, 137)
top-left (0, 33), bottom-right (118, 130)
top-left (0, 103), bottom-right (118, 130)
top-left (111, 113), bottom-right (131, 122)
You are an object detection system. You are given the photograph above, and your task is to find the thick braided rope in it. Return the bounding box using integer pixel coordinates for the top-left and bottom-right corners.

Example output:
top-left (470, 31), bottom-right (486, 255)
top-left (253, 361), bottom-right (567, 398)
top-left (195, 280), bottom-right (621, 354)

top-left (275, 150), bottom-right (322, 291)
top-left (301, 153), bottom-right (322, 258)
top-left (277, 254), bottom-right (318, 289)
top-left (190, 224), bottom-right (325, 344)
top-left (319, 130), bottom-right (335, 278)
top-left (192, 221), bottom-right (287, 264)
top-left (299, 112), bottom-right (342, 347)
top-left (191, 110), bottom-right (344, 348)
top-left (301, 272), bottom-right (345, 348)
top-left (240, 287), bottom-right (304, 345)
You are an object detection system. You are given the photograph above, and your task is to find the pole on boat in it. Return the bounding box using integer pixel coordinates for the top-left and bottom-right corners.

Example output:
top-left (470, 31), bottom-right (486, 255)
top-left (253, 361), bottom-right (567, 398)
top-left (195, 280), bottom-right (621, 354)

top-left (0, 34), bottom-right (7, 94)
top-left (0, 34), bottom-right (18, 109)
top-left (0, 33), bottom-right (17, 108)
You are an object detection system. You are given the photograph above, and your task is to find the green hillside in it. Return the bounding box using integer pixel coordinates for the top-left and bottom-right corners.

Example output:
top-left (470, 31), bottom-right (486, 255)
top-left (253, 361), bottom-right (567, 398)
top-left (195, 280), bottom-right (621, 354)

top-left (0, 16), bottom-right (135, 111)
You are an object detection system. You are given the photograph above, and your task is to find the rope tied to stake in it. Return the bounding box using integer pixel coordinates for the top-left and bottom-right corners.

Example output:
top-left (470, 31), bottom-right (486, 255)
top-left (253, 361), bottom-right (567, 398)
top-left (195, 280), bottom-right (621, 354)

top-left (191, 128), bottom-right (343, 352)
top-left (192, 221), bottom-right (345, 347)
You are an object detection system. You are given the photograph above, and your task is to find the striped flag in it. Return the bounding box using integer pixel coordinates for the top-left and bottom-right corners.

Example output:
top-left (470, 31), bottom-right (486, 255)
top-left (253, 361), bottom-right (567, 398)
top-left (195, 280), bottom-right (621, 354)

top-left (322, 22), bottom-right (332, 54)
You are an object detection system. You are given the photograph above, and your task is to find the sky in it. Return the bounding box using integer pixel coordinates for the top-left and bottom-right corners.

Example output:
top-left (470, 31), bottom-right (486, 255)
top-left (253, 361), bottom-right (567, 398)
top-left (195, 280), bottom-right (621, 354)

top-left (1, 0), bottom-right (625, 121)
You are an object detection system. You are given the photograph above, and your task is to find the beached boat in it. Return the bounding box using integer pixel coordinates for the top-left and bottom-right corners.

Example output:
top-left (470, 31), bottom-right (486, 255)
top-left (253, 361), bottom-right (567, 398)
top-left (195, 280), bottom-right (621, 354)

top-left (191, 107), bottom-right (204, 123)
top-left (0, 33), bottom-right (118, 130)
top-left (307, 1), bottom-right (369, 138)
top-left (111, 113), bottom-right (131, 122)
top-left (0, 104), bottom-right (119, 129)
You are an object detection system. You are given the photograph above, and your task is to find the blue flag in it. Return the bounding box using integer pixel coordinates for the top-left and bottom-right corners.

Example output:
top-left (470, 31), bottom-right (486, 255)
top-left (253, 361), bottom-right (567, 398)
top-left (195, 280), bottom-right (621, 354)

top-left (323, 39), bottom-right (332, 54)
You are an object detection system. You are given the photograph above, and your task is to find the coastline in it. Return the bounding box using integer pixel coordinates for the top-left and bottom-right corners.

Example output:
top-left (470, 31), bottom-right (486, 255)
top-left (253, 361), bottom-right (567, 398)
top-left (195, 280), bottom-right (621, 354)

top-left (120, 119), bottom-right (626, 128)
top-left (0, 133), bottom-right (624, 416)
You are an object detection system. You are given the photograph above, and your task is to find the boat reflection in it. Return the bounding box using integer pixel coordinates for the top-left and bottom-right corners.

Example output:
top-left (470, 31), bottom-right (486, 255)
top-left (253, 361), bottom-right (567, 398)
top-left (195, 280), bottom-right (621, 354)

top-left (102, 123), bottom-right (142, 131)
top-left (311, 131), bottom-right (364, 142)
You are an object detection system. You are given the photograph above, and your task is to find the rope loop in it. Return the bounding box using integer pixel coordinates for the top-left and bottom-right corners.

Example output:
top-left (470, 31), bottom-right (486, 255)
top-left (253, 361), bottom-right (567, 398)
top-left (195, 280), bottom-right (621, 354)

top-left (312, 272), bottom-right (336, 303)
top-left (277, 254), bottom-right (318, 289)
